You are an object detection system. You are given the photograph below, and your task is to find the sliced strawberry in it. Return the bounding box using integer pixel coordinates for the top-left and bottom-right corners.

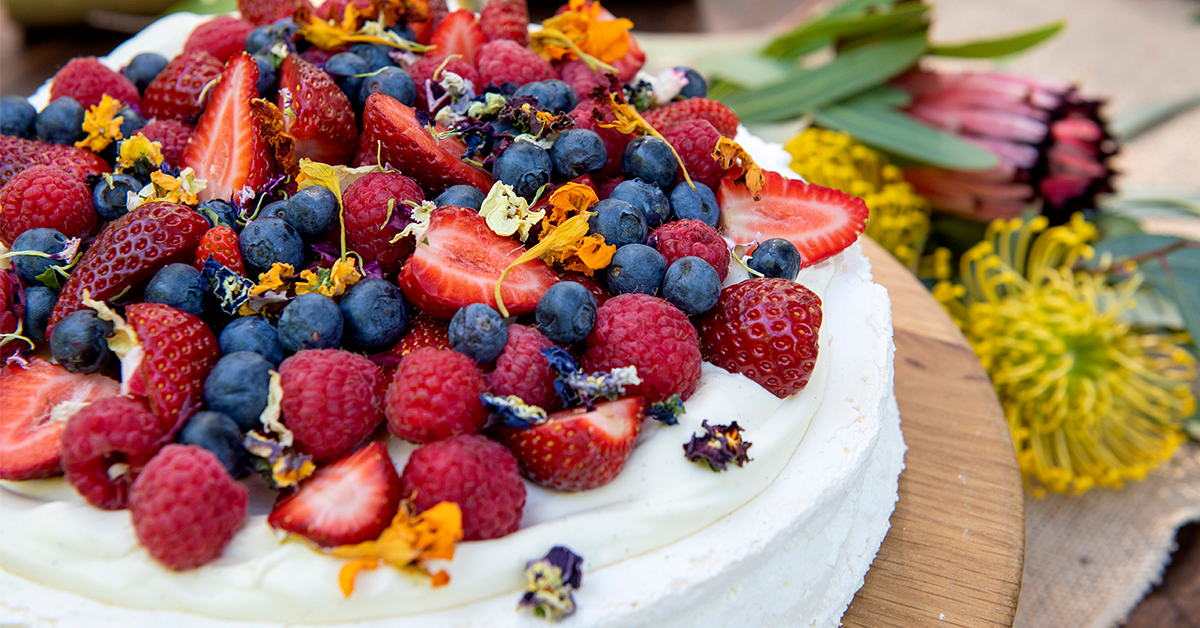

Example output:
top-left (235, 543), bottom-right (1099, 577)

top-left (0, 358), bottom-right (120, 481)
top-left (194, 226), bottom-right (244, 274)
top-left (398, 207), bottom-right (558, 319)
top-left (268, 442), bottom-right (403, 547)
top-left (354, 93), bottom-right (493, 196)
top-left (495, 397), bottom-right (645, 492)
top-left (277, 54), bottom-right (359, 165)
top-left (47, 201), bottom-right (209, 333)
top-left (717, 169), bottom-right (869, 266)
top-left (428, 10), bottom-right (487, 65)
top-left (181, 53), bottom-right (275, 203)
top-left (122, 303), bottom-right (220, 433)
top-left (0, 135), bottom-right (110, 188)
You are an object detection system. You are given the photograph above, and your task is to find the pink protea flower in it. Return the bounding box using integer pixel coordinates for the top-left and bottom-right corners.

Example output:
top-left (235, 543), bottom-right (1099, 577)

top-left (895, 69), bottom-right (1116, 224)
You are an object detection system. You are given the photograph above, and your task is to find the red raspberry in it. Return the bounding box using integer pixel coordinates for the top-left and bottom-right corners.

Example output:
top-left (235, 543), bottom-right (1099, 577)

top-left (581, 293), bottom-right (702, 402)
top-left (559, 60), bottom-right (613, 103)
top-left (649, 218), bottom-right (731, 281)
top-left (279, 349), bottom-right (383, 463)
top-left (339, 171), bottom-right (424, 273)
top-left (406, 55), bottom-right (482, 112)
top-left (486, 324), bottom-right (558, 409)
top-left (480, 0), bottom-right (529, 45)
top-left (400, 434), bottom-right (525, 541)
top-left (0, 274), bottom-right (21, 363)
top-left (643, 98), bottom-right (740, 138)
top-left (183, 16), bottom-right (256, 64)
top-left (569, 100), bottom-right (630, 176)
top-left (697, 278), bottom-right (822, 399)
top-left (475, 40), bottom-right (556, 87)
top-left (49, 57), bottom-right (141, 110)
top-left (142, 51), bottom-right (224, 123)
top-left (130, 445), bottom-right (248, 570)
top-left (660, 119), bottom-right (724, 190)
top-left (385, 347), bottom-right (488, 443)
top-left (59, 396), bottom-right (168, 510)
top-left (238, 0), bottom-right (312, 26)
top-left (0, 165), bottom-right (96, 245)
top-left (138, 119), bottom-right (194, 169)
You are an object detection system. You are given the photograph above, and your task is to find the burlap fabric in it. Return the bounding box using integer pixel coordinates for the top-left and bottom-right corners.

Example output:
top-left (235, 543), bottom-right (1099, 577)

top-left (1014, 442), bottom-right (1200, 628)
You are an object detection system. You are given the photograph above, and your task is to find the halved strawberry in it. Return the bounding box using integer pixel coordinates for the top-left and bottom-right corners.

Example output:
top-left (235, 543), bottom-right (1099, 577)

top-left (494, 397), bottom-right (645, 492)
top-left (122, 303), bottom-right (220, 433)
top-left (428, 10), bottom-right (487, 65)
top-left (268, 442), bottom-right (402, 547)
top-left (717, 169), bottom-right (869, 266)
top-left (48, 201), bottom-right (209, 333)
top-left (0, 358), bottom-right (120, 481)
top-left (354, 93), bottom-right (493, 195)
top-left (181, 53), bottom-right (275, 203)
top-left (277, 54), bottom-right (359, 165)
top-left (398, 207), bottom-right (558, 319)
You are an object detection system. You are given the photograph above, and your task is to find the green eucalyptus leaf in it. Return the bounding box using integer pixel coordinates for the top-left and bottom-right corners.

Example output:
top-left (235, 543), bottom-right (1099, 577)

top-left (1110, 92), bottom-right (1200, 144)
top-left (722, 34), bottom-right (928, 123)
top-left (695, 52), bottom-right (801, 90)
top-left (1124, 285), bottom-right (1184, 329)
top-left (163, 0), bottom-right (235, 14)
top-left (814, 101), bottom-right (999, 169)
top-left (843, 85), bottom-right (912, 107)
top-left (1088, 234), bottom-right (1186, 264)
top-left (928, 20), bottom-right (1065, 58)
top-left (765, 3), bottom-right (930, 59)
top-left (1184, 416), bottom-right (1200, 443)
top-left (1095, 212), bottom-right (1144, 239)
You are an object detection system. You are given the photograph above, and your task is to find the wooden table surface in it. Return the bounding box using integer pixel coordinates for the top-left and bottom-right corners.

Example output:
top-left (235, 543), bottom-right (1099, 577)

top-left (847, 238), bottom-right (1025, 628)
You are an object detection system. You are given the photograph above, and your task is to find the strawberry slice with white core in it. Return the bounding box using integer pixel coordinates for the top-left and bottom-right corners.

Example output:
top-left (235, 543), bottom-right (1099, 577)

top-left (717, 169), bottom-right (869, 267)
top-left (0, 357), bottom-right (120, 481)
top-left (398, 206), bottom-right (559, 319)
top-left (182, 53), bottom-right (274, 202)
top-left (268, 442), bottom-right (403, 547)
top-left (428, 10), bottom-right (487, 65)
top-left (496, 396), bottom-right (646, 492)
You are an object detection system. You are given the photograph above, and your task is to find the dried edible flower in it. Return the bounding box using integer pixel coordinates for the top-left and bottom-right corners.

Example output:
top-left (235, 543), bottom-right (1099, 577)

top-left (518, 545), bottom-right (584, 622)
top-left (481, 393), bottom-right (548, 429)
top-left (330, 501), bottom-right (463, 596)
top-left (683, 420), bottom-right (753, 471)
top-left (599, 93), bottom-right (695, 189)
top-left (76, 95), bottom-right (124, 152)
top-left (295, 257), bottom-right (362, 298)
top-left (541, 347), bottom-right (641, 410)
top-left (130, 168), bottom-right (207, 209)
top-left (115, 134), bottom-right (164, 178)
top-left (479, 181), bottom-right (545, 242)
top-left (297, 5), bottom-right (432, 52)
top-left (251, 262), bottom-right (296, 295)
top-left (712, 137), bottom-right (764, 200)
top-left (494, 211), bottom-right (598, 317)
top-left (199, 258), bottom-right (255, 315)
top-left (531, 0), bottom-right (630, 68)
top-left (647, 394), bottom-right (685, 425)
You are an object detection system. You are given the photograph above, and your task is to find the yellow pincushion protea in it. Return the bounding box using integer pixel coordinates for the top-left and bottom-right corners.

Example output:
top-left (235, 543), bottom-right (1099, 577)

top-left (784, 128), bottom-right (931, 269)
top-left (934, 214), bottom-right (1197, 496)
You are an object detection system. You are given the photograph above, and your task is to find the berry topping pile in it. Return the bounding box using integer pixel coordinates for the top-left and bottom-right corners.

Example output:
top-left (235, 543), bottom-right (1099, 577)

top-left (0, 0), bottom-right (869, 584)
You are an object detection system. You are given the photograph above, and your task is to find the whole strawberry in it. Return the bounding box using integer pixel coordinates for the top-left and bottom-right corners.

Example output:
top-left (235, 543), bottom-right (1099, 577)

top-left (279, 349), bottom-right (383, 463)
top-left (142, 50), bottom-right (224, 122)
top-left (0, 165), bottom-right (95, 246)
top-left (385, 347), bottom-right (488, 444)
top-left (581, 294), bottom-right (702, 403)
top-left (123, 302), bottom-right (221, 431)
top-left (194, 226), bottom-right (244, 274)
top-left (697, 277), bottom-right (822, 399)
top-left (130, 444), bottom-right (248, 570)
top-left (277, 54), bottom-right (359, 165)
top-left (0, 135), bottom-right (110, 188)
top-left (400, 434), bottom-right (525, 540)
top-left (60, 395), bottom-right (168, 510)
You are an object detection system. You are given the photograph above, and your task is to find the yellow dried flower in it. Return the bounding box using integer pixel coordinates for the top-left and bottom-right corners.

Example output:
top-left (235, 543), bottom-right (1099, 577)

top-left (934, 214), bottom-right (1198, 496)
top-left (712, 137), bottom-right (764, 201)
top-left (295, 257), bottom-right (362, 298)
top-left (76, 95), bottom-right (124, 152)
top-left (116, 134), bottom-right (164, 173)
top-left (479, 181), bottom-right (545, 242)
top-left (785, 128), bottom-right (930, 269)
top-left (530, 0), bottom-right (631, 67)
top-left (251, 262), bottom-right (296, 295)
top-left (599, 93), bottom-right (695, 189)
top-left (330, 501), bottom-right (463, 596)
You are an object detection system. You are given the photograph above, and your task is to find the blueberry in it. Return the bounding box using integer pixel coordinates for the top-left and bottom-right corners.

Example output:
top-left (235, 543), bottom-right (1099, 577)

top-left (662, 256), bottom-right (720, 315)
top-left (549, 129), bottom-right (606, 181)
top-left (674, 66), bottom-right (707, 99)
top-left (621, 136), bottom-right (677, 190)
top-left (389, 24), bottom-right (416, 41)
top-left (512, 81), bottom-right (557, 110)
top-left (122, 53), bottom-right (169, 95)
top-left (219, 315), bottom-right (283, 365)
top-left (176, 411), bottom-right (247, 477)
top-left (588, 198), bottom-right (646, 248)
top-left (748, 238), bottom-right (802, 281)
top-left (258, 199), bottom-right (289, 220)
top-left (669, 181), bottom-right (720, 229)
top-left (359, 66), bottom-right (416, 108)
top-left (448, 303), bottom-right (508, 363)
top-left (239, 217), bottom-right (305, 279)
top-left (325, 52), bottom-right (370, 106)
top-left (434, 184), bottom-right (486, 210)
top-left (203, 351), bottom-right (275, 431)
top-left (285, 186), bottom-right (338, 239)
top-left (36, 97), bottom-right (86, 145)
top-left (277, 292), bottom-right (343, 352)
top-left (543, 79), bottom-right (578, 112)
top-left (350, 43), bottom-right (395, 72)
top-left (604, 243), bottom-right (666, 296)
top-left (493, 141), bottom-right (552, 201)
top-left (23, 286), bottom-right (57, 344)
top-left (245, 19), bottom-right (298, 54)
top-left (197, 199), bottom-right (240, 231)
top-left (9, 228), bottom-right (69, 286)
top-left (50, 309), bottom-right (117, 375)
top-left (92, 174), bottom-right (141, 222)
top-left (339, 277), bottom-right (409, 354)
top-left (535, 281), bottom-right (596, 345)
top-left (116, 106), bottom-right (146, 138)
top-left (1, 95), bottom-right (37, 139)
top-left (609, 178), bottom-right (670, 229)
top-left (253, 54), bottom-right (278, 98)
top-left (144, 263), bottom-right (208, 318)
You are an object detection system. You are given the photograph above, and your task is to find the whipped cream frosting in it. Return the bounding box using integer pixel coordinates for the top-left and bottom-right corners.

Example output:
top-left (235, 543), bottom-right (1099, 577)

top-left (5, 13), bottom-right (905, 627)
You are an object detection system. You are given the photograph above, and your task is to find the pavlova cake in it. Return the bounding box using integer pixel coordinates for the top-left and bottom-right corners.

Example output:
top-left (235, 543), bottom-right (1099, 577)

top-left (0, 1), bottom-right (903, 626)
